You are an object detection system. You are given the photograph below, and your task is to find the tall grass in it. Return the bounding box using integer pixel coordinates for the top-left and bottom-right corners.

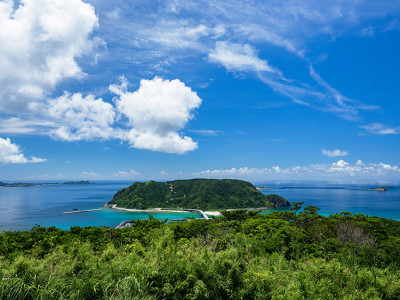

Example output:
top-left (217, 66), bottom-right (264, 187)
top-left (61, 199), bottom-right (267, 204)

top-left (1, 236), bottom-right (399, 299)
top-left (1, 211), bottom-right (400, 299)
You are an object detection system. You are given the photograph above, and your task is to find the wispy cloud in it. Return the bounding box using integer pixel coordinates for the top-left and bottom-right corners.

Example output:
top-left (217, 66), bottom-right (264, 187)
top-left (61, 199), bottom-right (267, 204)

top-left (188, 129), bottom-right (224, 136)
top-left (359, 123), bottom-right (400, 135)
top-left (322, 149), bottom-right (349, 157)
top-left (81, 171), bottom-right (101, 178)
top-left (0, 117), bottom-right (55, 135)
top-left (112, 169), bottom-right (141, 178)
top-left (206, 40), bottom-right (380, 120)
top-left (94, 0), bottom-right (393, 121)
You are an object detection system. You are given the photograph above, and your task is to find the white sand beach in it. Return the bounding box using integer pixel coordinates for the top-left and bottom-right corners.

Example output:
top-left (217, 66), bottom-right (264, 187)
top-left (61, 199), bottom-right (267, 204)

top-left (204, 211), bottom-right (222, 216)
top-left (106, 204), bottom-right (187, 214)
top-left (106, 204), bottom-right (222, 217)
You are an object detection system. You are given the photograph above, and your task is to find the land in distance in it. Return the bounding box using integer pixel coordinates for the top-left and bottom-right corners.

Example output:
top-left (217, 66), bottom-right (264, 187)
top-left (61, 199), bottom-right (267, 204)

top-left (107, 178), bottom-right (290, 211)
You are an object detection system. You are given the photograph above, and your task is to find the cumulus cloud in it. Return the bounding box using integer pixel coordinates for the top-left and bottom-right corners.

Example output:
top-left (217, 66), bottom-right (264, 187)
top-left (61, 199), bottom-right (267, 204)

top-left (47, 92), bottom-right (116, 141)
top-left (322, 149), bottom-right (349, 157)
top-left (0, 75), bottom-right (202, 154)
top-left (110, 77), bottom-right (202, 154)
top-left (359, 123), bottom-right (400, 135)
top-left (209, 41), bottom-right (277, 73)
top-left (0, 0), bottom-right (98, 113)
top-left (0, 137), bottom-right (46, 164)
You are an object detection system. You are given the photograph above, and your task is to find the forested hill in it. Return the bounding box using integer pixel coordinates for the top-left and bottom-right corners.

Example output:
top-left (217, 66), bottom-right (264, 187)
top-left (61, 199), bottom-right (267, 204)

top-left (108, 179), bottom-right (290, 210)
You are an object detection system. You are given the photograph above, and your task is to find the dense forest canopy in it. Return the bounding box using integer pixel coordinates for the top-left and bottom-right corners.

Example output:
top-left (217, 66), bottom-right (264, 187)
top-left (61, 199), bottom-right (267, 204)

top-left (1, 204), bottom-right (400, 299)
top-left (108, 179), bottom-right (290, 210)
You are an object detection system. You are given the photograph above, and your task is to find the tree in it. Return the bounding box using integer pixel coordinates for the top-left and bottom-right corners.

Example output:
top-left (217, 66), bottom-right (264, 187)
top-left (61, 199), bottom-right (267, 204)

top-left (290, 202), bottom-right (304, 216)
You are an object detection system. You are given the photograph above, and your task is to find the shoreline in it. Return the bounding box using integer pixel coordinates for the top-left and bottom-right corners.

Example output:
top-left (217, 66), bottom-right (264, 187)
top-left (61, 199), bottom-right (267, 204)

top-left (105, 204), bottom-right (186, 214)
top-left (104, 204), bottom-right (222, 217)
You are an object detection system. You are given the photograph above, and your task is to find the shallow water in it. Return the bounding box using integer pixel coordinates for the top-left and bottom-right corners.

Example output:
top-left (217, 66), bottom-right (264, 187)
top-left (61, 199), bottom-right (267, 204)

top-left (0, 180), bottom-right (399, 231)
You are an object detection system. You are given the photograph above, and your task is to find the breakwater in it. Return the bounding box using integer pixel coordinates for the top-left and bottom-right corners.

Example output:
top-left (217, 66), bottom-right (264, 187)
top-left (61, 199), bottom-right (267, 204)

top-left (63, 208), bottom-right (104, 214)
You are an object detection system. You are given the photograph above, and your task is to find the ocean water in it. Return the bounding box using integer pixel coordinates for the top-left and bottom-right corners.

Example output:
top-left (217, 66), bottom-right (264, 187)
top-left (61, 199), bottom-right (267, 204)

top-left (258, 181), bottom-right (400, 221)
top-left (0, 181), bottom-right (199, 231)
top-left (0, 180), bottom-right (399, 231)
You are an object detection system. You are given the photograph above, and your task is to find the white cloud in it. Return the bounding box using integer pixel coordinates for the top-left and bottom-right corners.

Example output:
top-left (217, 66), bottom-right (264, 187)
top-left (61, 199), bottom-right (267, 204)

top-left (47, 92), bottom-right (116, 141)
top-left (322, 149), bottom-right (349, 157)
top-left (197, 167), bottom-right (269, 177)
top-left (192, 160), bottom-right (400, 179)
top-left (209, 41), bottom-right (276, 73)
top-left (110, 77), bottom-right (202, 154)
top-left (332, 160), bottom-right (350, 169)
top-left (0, 75), bottom-right (202, 154)
top-left (0, 137), bottom-right (46, 164)
top-left (113, 169), bottom-right (141, 178)
top-left (81, 171), bottom-right (100, 178)
top-left (0, 0), bottom-right (98, 113)
top-left (29, 156), bottom-right (47, 163)
top-left (0, 117), bottom-right (55, 134)
top-left (359, 123), bottom-right (400, 135)
top-left (146, 23), bottom-right (225, 50)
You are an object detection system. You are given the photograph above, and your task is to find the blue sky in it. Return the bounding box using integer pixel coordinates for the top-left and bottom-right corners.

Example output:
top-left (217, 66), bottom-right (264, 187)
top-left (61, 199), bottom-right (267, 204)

top-left (0, 0), bottom-right (400, 181)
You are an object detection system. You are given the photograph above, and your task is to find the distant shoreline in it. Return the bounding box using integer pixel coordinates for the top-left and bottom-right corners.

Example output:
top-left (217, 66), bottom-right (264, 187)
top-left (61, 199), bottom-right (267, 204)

top-left (104, 204), bottom-right (221, 216)
top-left (0, 181), bottom-right (93, 188)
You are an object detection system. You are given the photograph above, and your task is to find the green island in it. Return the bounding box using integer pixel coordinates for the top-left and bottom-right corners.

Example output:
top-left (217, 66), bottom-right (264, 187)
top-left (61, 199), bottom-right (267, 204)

top-left (1, 204), bottom-right (400, 299)
top-left (107, 179), bottom-right (290, 210)
top-left (62, 181), bottom-right (93, 185)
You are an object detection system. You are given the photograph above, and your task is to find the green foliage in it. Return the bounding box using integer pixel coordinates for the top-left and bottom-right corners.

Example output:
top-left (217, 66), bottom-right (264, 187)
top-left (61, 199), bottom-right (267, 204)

top-left (1, 206), bottom-right (400, 299)
top-left (109, 178), bottom-right (290, 210)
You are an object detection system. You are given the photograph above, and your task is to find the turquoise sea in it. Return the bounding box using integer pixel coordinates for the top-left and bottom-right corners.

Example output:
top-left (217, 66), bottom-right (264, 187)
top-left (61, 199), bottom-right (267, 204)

top-left (0, 180), bottom-right (399, 231)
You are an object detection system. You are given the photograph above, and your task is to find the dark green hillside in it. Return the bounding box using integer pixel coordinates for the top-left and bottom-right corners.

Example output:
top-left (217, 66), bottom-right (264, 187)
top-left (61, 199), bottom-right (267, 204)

top-left (1, 208), bottom-right (400, 299)
top-left (108, 179), bottom-right (289, 210)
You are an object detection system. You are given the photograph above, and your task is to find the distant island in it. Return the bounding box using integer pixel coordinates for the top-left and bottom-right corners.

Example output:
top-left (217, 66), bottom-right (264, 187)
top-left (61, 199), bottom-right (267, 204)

top-left (62, 181), bottom-right (93, 185)
top-left (368, 186), bottom-right (391, 192)
top-left (0, 181), bottom-right (93, 187)
top-left (256, 186), bottom-right (270, 189)
top-left (107, 179), bottom-right (290, 211)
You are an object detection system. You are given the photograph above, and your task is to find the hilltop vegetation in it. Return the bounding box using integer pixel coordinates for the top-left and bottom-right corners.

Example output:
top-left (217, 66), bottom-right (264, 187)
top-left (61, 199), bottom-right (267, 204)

top-left (108, 179), bottom-right (289, 210)
top-left (0, 205), bottom-right (400, 299)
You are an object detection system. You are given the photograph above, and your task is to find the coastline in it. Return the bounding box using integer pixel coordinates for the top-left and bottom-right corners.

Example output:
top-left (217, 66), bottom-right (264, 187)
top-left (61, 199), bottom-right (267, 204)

top-left (104, 204), bottom-right (222, 217)
top-left (105, 204), bottom-right (186, 214)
